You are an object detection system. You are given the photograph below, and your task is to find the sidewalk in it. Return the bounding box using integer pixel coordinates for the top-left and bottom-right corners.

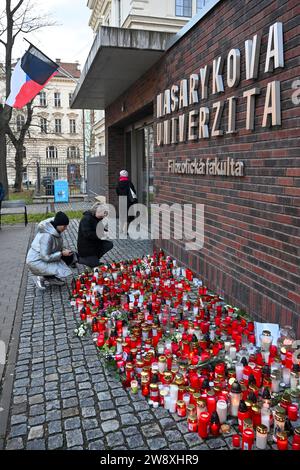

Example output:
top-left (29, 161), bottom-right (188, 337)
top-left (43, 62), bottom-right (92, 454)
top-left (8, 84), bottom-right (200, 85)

top-left (1, 221), bottom-right (274, 451)
top-left (0, 224), bottom-right (32, 447)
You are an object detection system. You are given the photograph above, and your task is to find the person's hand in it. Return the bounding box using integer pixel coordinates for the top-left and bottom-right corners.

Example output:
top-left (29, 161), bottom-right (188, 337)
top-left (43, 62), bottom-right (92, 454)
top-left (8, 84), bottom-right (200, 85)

top-left (62, 249), bottom-right (72, 256)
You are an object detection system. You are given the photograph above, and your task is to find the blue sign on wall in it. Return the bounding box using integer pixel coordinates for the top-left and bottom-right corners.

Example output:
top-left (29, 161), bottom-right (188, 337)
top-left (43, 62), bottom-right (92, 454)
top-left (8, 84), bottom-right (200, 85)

top-left (54, 180), bottom-right (69, 203)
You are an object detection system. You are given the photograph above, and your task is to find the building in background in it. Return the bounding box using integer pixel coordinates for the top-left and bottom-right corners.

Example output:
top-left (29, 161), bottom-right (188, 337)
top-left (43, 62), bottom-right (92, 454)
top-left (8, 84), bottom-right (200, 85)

top-left (0, 60), bottom-right (85, 196)
top-left (87, 0), bottom-right (208, 158)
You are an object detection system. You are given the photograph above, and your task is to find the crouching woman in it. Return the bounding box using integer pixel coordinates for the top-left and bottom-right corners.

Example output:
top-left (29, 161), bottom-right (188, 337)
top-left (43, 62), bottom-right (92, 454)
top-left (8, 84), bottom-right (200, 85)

top-left (26, 211), bottom-right (75, 290)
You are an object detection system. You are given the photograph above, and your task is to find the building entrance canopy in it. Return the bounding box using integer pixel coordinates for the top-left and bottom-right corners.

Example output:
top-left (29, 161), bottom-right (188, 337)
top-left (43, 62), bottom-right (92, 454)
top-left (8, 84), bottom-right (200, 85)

top-left (71, 26), bottom-right (173, 110)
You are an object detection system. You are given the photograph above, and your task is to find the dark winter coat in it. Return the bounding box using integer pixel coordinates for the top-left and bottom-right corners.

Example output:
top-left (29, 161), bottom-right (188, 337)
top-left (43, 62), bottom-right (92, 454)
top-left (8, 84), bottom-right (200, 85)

top-left (116, 179), bottom-right (137, 207)
top-left (77, 211), bottom-right (105, 257)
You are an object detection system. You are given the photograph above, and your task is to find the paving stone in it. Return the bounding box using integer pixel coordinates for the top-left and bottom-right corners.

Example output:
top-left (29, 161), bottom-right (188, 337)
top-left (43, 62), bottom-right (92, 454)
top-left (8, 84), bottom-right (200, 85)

top-left (28, 394), bottom-right (44, 405)
top-left (126, 434), bottom-right (145, 449)
top-left (176, 421), bottom-right (189, 434)
top-left (105, 431), bottom-right (124, 447)
top-left (207, 437), bottom-right (227, 449)
top-left (11, 414), bottom-right (27, 425)
top-left (98, 400), bottom-right (115, 411)
top-left (48, 434), bottom-right (64, 449)
top-left (148, 437), bottom-right (167, 450)
top-left (133, 401), bottom-right (150, 412)
top-left (160, 418), bottom-right (177, 430)
top-left (97, 391), bottom-right (112, 401)
top-left (63, 417), bottom-right (81, 430)
top-left (169, 442), bottom-right (188, 450)
top-left (66, 429), bottom-right (83, 448)
top-left (81, 407), bottom-right (96, 418)
top-left (138, 411), bottom-right (155, 422)
top-left (101, 420), bottom-right (120, 433)
top-left (83, 418), bottom-right (99, 431)
top-left (141, 423), bottom-right (162, 438)
top-left (115, 396), bottom-right (130, 406)
top-left (46, 410), bottom-right (62, 421)
top-left (62, 398), bottom-right (79, 408)
top-left (183, 432), bottom-right (203, 447)
top-left (88, 440), bottom-right (105, 450)
top-left (9, 424), bottom-right (28, 437)
top-left (28, 414), bottom-right (46, 426)
top-left (28, 425), bottom-right (44, 440)
top-left (165, 430), bottom-right (182, 442)
top-left (46, 400), bottom-right (61, 411)
top-left (6, 438), bottom-right (24, 450)
top-left (118, 405), bottom-right (134, 415)
top-left (62, 407), bottom-right (79, 419)
top-left (120, 413), bottom-right (139, 426)
top-left (85, 428), bottom-right (104, 441)
top-left (48, 420), bottom-right (62, 435)
top-left (99, 410), bottom-right (117, 421)
top-left (26, 439), bottom-right (46, 450)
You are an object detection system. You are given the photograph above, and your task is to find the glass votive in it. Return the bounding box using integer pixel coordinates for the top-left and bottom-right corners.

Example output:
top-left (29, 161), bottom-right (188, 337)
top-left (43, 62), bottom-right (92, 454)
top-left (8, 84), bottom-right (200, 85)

top-left (256, 424), bottom-right (268, 449)
top-left (183, 393), bottom-right (190, 406)
top-left (282, 367), bottom-right (290, 386)
top-left (164, 396), bottom-right (171, 410)
top-left (232, 434), bottom-right (240, 448)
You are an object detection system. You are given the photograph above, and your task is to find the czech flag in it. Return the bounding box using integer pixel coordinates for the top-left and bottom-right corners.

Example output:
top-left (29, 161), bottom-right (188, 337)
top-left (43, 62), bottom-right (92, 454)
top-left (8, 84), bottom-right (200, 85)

top-left (6, 45), bottom-right (59, 109)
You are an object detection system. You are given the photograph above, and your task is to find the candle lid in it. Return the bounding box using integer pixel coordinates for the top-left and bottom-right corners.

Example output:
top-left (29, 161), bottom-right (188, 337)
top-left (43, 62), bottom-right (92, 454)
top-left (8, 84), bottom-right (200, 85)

top-left (231, 380), bottom-right (242, 393)
top-left (294, 427), bottom-right (300, 436)
top-left (276, 431), bottom-right (288, 441)
top-left (256, 424), bottom-right (268, 434)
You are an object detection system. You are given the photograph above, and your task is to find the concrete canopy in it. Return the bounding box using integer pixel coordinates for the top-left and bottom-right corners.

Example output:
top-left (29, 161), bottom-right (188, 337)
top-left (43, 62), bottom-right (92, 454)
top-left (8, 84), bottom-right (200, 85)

top-left (71, 26), bottom-right (174, 110)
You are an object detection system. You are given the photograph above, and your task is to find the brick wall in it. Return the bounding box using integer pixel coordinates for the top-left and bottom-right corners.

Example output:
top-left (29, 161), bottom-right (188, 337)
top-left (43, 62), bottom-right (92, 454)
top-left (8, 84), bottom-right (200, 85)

top-left (106, 0), bottom-right (300, 334)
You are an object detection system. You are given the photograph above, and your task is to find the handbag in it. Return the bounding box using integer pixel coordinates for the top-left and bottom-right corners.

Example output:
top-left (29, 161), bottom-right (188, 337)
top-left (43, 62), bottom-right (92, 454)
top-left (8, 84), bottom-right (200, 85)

top-left (128, 187), bottom-right (138, 204)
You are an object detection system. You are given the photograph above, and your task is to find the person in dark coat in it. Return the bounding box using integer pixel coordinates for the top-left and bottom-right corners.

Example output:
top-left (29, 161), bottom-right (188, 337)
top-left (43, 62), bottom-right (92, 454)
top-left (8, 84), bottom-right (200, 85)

top-left (116, 170), bottom-right (137, 233)
top-left (77, 203), bottom-right (113, 268)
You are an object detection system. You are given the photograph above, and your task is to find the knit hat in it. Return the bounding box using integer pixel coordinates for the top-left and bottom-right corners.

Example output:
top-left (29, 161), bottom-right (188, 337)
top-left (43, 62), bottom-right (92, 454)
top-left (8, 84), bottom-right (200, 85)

top-left (120, 170), bottom-right (128, 177)
top-left (53, 211), bottom-right (69, 227)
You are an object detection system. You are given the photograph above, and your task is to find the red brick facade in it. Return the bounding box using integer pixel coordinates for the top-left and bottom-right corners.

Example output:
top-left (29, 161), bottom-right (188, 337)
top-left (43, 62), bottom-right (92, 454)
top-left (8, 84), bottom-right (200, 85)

top-left (105, 0), bottom-right (300, 334)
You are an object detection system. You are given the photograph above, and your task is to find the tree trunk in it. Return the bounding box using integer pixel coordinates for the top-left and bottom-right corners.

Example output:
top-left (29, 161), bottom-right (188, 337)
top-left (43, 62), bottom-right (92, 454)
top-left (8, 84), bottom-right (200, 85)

top-left (0, 108), bottom-right (9, 198)
top-left (14, 145), bottom-right (24, 192)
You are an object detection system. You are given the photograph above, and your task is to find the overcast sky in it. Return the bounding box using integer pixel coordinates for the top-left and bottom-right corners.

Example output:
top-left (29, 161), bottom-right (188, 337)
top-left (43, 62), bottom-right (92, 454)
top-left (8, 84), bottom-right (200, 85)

top-left (1, 0), bottom-right (94, 69)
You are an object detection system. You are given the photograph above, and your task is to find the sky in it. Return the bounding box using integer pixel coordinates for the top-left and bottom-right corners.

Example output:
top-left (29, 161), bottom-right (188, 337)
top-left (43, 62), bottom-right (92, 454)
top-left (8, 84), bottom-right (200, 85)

top-left (0, 0), bottom-right (94, 69)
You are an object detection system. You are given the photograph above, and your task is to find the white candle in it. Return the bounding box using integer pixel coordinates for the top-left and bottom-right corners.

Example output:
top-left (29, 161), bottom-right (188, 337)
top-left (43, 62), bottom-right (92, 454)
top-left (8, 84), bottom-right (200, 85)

top-left (164, 396), bottom-right (171, 410)
top-left (261, 406), bottom-right (271, 431)
top-left (229, 346), bottom-right (237, 360)
top-left (271, 373), bottom-right (280, 393)
top-left (256, 425), bottom-right (268, 449)
top-left (169, 398), bottom-right (177, 413)
top-left (170, 384), bottom-right (178, 401)
top-left (224, 341), bottom-right (231, 352)
top-left (216, 399), bottom-right (227, 424)
top-left (282, 367), bottom-right (290, 386)
top-left (183, 393), bottom-right (190, 406)
top-left (290, 372), bottom-right (298, 390)
top-left (235, 363), bottom-right (244, 382)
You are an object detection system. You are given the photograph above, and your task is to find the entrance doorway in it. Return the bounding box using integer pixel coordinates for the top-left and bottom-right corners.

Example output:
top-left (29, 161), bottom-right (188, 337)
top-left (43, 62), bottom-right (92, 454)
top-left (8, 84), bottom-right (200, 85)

top-left (125, 121), bottom-right (154, 214)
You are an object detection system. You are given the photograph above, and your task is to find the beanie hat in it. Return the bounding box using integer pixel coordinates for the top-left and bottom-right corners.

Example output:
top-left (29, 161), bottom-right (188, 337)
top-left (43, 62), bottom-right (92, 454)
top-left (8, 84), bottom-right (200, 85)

top-left (120, 170), bottom-right (128, 177)
top-left (53, 211), bottom-right (69, 227)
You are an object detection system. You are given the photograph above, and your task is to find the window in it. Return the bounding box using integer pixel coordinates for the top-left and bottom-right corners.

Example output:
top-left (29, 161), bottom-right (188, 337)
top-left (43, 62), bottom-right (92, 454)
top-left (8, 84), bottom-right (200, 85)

top-left (175, 0), bottom-right (192, 17)
top-left (69, 119), bottom-right (76, 134)
top-left (39, 91), bottom-right (46, 106)
top-left (46, 167), bottom-right (59, 179)
top-left (40, 117), bottom-right (47, 133)
top-left (67, 146), bottom-right (80, 158)
top-left (16, 115), bottom-right (25, 132)
top-left (69, 93), bottom-right (73, 107)
top-left (46, 146), bottom-right (58, 159)
top-left (54, 92), bottom-right (61, 107)
top-left (55, 118), bottom-right (62, 133)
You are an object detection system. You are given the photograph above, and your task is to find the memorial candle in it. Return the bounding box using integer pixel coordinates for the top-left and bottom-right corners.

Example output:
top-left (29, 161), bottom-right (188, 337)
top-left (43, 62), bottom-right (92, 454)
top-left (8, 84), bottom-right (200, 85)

top-left (256, 424), bottom-right (268, 450)
top-left (216, 399), bottom-right (228, 424)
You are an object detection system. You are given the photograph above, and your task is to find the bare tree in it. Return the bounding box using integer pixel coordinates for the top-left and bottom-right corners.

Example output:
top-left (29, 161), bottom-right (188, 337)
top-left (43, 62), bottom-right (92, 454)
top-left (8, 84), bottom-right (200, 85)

top-left (0, 0), bottom-right (55, 195)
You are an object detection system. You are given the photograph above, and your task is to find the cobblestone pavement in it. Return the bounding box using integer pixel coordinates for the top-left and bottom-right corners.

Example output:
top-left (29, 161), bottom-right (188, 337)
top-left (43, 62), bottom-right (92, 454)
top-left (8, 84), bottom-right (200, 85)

top-left (2, 221), bottom-right (291, 451)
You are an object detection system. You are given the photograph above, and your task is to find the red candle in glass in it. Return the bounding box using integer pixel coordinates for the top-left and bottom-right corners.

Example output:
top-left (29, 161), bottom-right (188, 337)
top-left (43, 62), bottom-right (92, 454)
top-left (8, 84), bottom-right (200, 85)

top-left (277, 433), bottom-right (288, 451)
top-left (242, 428), bottom-right (254, 450)
top-left (232, 434), bottom-right (240, 448)
top-left (288, 404), bottom-right (298, 421)
top-left (206, 395), bottom-right (216, 415)
top-left (292, 442), bottom-right (300, 451)
top-left (198, 411), bottom-right (210, 439)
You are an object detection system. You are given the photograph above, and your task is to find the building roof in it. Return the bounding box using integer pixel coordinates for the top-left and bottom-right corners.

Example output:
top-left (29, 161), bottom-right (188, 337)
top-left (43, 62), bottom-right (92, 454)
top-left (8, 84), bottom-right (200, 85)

top-left (55, 61), bottom-right (81, 79)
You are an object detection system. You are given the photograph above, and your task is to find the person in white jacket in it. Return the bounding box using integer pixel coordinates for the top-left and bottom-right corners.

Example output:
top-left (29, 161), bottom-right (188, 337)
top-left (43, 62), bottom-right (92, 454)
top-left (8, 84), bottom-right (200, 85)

top-left (26, 211), bottom-right (76, 290)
